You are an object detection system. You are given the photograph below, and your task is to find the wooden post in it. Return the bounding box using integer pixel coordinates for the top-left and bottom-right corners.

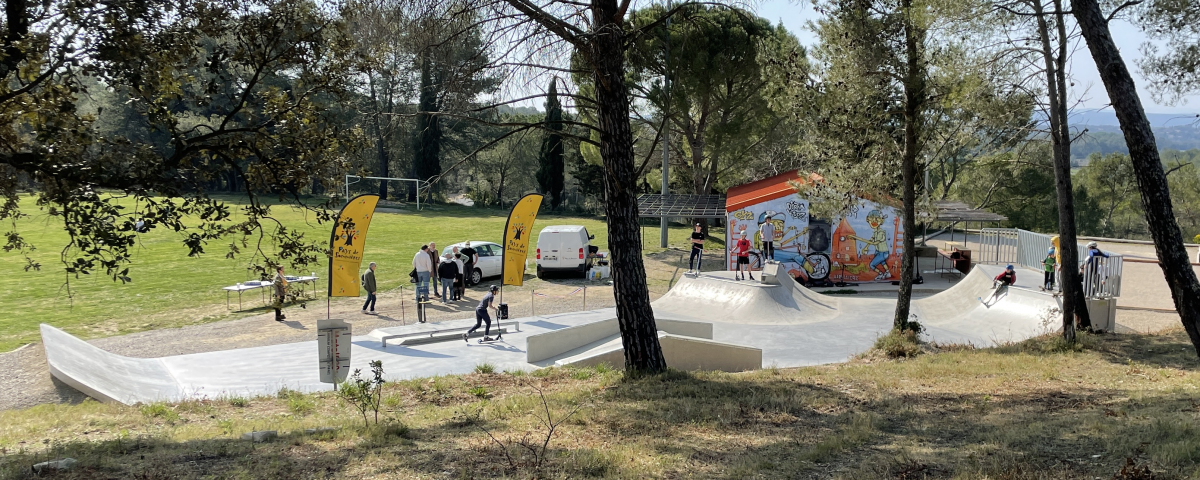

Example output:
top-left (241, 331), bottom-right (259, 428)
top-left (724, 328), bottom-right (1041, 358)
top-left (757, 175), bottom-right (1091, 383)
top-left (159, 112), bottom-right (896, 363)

top-left (583, 286), bottom-right (587, 310)
top-left (531, 289), bottom-right (535, 317)
top-left (400, 285), bottom-right (405, 325)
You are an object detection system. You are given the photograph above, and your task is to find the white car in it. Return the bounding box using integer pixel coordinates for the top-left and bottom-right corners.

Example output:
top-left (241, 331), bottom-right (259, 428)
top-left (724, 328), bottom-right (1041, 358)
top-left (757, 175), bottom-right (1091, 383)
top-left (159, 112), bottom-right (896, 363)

top-left (442, 241), bottom-right (503, 286)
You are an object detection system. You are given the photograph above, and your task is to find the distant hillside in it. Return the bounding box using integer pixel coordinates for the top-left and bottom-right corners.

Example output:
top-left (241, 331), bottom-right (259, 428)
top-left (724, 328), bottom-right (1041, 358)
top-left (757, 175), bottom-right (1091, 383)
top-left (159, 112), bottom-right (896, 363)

top-left (1064, 109), bottom-right (1200, 161)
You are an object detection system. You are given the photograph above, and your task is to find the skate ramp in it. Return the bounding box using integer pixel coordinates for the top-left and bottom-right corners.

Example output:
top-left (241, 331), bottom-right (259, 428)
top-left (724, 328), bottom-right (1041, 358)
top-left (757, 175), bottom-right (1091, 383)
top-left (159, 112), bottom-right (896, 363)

top-left (653, 272), bottom-right (839, 324)
top-left (41, 324), bottom-right (183, 404)
top-left (553, 332), bottom-right (762, 372)
top-left (913, 267), bottom-right (1061, 345)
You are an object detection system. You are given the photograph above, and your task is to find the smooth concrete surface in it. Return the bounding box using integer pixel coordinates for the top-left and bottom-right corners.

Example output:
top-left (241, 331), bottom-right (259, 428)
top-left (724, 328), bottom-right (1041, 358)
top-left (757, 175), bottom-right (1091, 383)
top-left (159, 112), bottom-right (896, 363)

top-left (556, 332), bottom-right (762, 373)
top-left (42, 264), bottom-right (1057, 405)
top-left (526, 318), bottom-right (713, 363)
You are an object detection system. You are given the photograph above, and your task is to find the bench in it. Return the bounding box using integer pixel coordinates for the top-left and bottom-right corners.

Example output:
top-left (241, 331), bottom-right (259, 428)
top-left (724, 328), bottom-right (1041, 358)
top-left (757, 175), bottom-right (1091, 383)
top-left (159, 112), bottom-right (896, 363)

top-left (380, 323), bottom-right (517, 347)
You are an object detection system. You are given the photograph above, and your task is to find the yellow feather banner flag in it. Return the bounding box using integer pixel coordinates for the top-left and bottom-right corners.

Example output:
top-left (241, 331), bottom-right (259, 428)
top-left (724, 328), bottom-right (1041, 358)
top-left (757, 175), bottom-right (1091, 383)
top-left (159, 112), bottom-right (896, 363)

top-left (502, 193), bottom-right (544, 287)
top-left (328, 194), bottom-right (380, 297)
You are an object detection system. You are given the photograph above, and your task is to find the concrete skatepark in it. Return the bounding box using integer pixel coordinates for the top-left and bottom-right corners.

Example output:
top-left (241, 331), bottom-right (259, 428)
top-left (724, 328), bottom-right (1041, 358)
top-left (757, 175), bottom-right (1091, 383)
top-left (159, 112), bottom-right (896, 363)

top-left (43, 264), bottom-right (1065, 405)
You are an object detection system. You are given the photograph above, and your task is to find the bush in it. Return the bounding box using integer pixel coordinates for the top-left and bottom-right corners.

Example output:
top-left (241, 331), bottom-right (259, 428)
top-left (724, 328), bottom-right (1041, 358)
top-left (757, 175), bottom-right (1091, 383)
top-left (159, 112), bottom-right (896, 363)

top-left (337, 360), bottom-right (386, 427)
top-left (474, 363), bottom-right (496, 374)
top-left (874, 328), bottom-right (922, 359)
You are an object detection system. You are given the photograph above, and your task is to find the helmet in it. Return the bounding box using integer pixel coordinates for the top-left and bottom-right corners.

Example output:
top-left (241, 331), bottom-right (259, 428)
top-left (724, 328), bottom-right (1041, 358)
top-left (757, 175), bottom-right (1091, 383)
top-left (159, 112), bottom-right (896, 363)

top-left (1006, 264), bottom-right (1014, 270)
top-left (489, 285), bottom-right (499, 292)
top-left (1087, 241), bottom-right (1098, 248)
top-left (1047, 247), bottom-right (1055, 255)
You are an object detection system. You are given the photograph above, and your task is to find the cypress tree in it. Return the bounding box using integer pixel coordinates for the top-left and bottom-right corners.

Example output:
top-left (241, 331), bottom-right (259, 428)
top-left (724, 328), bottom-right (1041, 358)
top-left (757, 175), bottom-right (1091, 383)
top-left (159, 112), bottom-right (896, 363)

top-left (411, 51), bottom-right (442, 199)
top-left (536, 79), bottom-right (565, 209)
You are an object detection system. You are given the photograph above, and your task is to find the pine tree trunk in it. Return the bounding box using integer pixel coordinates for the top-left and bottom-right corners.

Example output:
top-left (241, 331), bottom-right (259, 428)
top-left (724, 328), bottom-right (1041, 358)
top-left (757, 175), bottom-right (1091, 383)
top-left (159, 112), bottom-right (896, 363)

top-left (893, 0), bottom-right (923, 330)
top-left (590, 0), bottom-right (667, 374)
top-left (1034, 0), bottom-right (1077, 341)
top-left (1074, 0), bottom-right (1200, 356)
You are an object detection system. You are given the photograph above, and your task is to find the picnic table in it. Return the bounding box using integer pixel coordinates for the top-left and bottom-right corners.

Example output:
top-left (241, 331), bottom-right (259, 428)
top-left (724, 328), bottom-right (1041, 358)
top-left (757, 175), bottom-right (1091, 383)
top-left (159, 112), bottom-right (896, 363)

top-left (223, 276), bottom-right (320, 310)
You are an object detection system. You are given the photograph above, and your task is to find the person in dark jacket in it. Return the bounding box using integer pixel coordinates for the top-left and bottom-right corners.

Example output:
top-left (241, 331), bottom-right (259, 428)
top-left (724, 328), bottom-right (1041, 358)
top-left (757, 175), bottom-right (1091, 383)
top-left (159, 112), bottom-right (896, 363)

top-left (437, 253), bottom-right (458, 304)
top-left (427, 241), bottom-right (441, 299)
top-left (361, 262), bottom-right (377, 314)
top-left (273, 265), bottom-right (288, 322)
top-left (460, 242), bottom-right (478, 286)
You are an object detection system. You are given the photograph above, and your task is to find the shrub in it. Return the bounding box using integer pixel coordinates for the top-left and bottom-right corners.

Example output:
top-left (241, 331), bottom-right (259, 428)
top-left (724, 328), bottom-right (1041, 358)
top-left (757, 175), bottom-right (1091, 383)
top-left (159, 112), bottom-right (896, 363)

top-left (337, 360), bottom-right (385, 427)
top-left (469, 386), bottom-right (491, 398)
top-left (874, 328), bottom-right (922, 359)
top-left (139, 403), bottom-right (180, 423)
top-left (474, 363), bottom-right (496, 374)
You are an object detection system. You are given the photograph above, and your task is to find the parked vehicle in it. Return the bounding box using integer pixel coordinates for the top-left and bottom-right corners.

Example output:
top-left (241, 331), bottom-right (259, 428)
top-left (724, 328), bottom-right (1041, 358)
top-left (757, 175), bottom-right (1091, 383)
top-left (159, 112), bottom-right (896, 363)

top-left (535, 225), bottom-right (596, 278)
top-left (443, 241), bottom-right (503, 285)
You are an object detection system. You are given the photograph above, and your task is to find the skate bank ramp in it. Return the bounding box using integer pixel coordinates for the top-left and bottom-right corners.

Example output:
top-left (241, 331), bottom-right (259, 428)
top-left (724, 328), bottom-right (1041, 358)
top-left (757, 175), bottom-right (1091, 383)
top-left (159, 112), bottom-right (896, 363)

top-left (652, 272), bottom-right (840, 324)
top-left (652, 267), bottom-right (1060, 347)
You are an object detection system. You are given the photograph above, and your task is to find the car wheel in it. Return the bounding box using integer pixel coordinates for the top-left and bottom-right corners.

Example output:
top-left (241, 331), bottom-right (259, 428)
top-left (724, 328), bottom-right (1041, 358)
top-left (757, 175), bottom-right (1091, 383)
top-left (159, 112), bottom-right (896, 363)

top-left (471, 268), bottom-right (482, 285)
top-left (536, 265), bottom-right (545, 279)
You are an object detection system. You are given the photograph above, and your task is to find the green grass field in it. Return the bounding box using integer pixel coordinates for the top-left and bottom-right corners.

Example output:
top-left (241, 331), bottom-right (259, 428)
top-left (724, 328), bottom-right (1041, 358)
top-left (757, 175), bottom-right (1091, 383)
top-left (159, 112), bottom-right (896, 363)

top-left (0, 194), bottom-right (726, 352)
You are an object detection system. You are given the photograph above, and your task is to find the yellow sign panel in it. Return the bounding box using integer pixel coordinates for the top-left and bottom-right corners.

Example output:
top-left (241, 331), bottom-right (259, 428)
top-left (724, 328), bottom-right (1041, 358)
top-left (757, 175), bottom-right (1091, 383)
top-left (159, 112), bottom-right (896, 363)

top-left (328, 194), bottom-right (380, 297)
top-left (502, 193), bottom-right (544, 287)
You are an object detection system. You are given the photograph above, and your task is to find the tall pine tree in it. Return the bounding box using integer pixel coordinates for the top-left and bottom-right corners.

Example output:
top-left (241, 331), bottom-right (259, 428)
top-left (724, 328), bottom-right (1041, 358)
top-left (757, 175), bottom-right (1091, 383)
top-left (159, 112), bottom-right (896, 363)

top-left (536, 79), bottom-right (566, 209)
top-left (411, 51), bottom-right (442, 200)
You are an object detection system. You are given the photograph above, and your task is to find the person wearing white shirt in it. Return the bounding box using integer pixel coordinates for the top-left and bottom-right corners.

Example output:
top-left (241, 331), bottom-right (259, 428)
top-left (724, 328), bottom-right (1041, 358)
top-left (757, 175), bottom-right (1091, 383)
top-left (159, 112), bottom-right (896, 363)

top-left (412, 245), bottom-right (433, 301)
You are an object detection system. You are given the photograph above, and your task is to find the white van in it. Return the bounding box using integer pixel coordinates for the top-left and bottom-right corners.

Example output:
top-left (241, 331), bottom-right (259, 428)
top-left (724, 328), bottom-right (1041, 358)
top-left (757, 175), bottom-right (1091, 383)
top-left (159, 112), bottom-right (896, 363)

top-left (536, 225), bottom-right (596, 278)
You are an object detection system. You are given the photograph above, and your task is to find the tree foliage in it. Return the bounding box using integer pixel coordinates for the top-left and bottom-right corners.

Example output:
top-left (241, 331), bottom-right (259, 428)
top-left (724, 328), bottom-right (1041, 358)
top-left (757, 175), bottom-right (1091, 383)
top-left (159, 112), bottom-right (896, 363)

top-left (1138, 0), bottom-right (1200, 105)
top-left (535, 79), bottom-right (566, 209)
top-left (2, 0), bottom-right (363, 283)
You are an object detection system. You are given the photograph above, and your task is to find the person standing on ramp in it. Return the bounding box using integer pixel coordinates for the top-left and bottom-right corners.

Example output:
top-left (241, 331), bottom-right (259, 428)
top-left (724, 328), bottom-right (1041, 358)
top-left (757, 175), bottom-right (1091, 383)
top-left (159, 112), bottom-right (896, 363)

top-left (687, 223), bottom-right (705, 275)
top-left (734, 231), bottom-right (754, 281)
top-left (464, 285), bottom-right (500, 342)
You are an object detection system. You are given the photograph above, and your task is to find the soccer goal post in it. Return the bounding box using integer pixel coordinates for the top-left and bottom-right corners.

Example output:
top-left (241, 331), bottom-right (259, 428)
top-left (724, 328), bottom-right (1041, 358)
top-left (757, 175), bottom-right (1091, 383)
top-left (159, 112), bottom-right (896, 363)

top-left (344, 175), bottom-right (429, 209)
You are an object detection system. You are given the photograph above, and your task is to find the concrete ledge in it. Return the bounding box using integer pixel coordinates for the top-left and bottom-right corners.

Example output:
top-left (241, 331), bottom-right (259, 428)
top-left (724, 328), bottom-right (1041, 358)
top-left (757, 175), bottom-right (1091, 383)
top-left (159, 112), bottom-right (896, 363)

top-left (385, 327), bottom-right (511, 347)
top-left (526, 318), bottom-right (713, 363)
top-left (556, 332), bottom-right (761, 373)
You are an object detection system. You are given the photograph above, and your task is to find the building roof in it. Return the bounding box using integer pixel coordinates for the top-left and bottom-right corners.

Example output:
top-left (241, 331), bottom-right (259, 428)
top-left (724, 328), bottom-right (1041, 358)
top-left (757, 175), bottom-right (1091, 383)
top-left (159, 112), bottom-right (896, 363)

top-left (637, 194), bottom-right (728, 218)
top-left (726, 170), bottom-right (821, 212)
top-left (932, 201), bottom-right (1008, 222)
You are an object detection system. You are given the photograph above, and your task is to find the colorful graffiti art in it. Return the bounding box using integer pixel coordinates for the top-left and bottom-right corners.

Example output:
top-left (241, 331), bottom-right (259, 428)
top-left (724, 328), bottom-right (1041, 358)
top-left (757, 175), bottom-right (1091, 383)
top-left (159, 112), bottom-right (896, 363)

top-left (727, 196), bottom-right (903, 284)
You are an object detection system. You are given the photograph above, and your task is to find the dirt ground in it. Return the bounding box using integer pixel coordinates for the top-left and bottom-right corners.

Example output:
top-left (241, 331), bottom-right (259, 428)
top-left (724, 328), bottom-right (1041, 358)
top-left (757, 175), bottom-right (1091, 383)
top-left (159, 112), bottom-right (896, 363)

top-left (0, 247), bottom-right (1186, 411)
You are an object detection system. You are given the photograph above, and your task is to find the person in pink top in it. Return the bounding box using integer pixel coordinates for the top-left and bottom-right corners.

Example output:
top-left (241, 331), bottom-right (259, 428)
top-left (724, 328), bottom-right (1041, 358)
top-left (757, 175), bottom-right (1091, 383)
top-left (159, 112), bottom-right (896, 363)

top-left (734, 231), bottom-right (754, 281)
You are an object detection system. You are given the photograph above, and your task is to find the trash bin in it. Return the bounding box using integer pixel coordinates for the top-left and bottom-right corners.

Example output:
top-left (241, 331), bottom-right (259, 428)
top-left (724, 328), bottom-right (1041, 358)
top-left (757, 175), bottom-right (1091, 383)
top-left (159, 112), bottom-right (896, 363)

top-left (498, 303), bottom-right (509, 320)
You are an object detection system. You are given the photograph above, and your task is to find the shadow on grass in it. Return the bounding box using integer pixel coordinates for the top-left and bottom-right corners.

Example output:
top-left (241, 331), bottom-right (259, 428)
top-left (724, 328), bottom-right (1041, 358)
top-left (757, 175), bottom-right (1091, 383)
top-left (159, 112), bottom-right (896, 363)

top-left (593, 367), bottom-right (1200, 479)
top-left (983, 330), bottom-right (1200, 371)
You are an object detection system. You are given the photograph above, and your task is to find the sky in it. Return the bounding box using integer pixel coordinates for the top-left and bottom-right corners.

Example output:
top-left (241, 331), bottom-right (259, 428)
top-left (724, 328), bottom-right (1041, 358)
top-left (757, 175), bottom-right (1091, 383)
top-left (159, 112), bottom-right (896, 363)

top-left (754, 0), bottom-right (1200, 116)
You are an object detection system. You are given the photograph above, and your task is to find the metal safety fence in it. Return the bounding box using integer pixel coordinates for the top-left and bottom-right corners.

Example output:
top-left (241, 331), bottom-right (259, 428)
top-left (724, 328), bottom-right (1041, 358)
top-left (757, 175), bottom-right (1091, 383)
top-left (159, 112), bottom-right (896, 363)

top-left (977, 228), bottom-right (1122, 298)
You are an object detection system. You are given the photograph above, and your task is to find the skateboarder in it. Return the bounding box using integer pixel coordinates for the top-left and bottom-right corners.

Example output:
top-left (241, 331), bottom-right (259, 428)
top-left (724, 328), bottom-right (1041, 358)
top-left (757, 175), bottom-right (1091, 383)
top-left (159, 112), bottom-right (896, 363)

top-left (982, 265), bottom-right (1016, 306)
top-left (1042, 248), bottom-right (1056, 291)
top-left (688, 223), bottom-right (704, 274)
top-left (734, 231), bottom-right (754, 281)
top-left (464, 285), bottom-right (500, 342)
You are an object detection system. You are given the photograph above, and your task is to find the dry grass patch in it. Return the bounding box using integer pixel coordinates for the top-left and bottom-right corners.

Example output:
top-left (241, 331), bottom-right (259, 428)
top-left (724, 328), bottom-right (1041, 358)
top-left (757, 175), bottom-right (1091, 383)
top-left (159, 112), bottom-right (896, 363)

top-left (2, 332), bottom-right (1200, 478)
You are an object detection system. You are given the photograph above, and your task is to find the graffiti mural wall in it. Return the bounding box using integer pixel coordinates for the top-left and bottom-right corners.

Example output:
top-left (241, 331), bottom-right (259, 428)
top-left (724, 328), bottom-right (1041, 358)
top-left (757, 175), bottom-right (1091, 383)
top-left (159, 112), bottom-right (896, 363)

top-left (726, 196), bottom-right (904, 284)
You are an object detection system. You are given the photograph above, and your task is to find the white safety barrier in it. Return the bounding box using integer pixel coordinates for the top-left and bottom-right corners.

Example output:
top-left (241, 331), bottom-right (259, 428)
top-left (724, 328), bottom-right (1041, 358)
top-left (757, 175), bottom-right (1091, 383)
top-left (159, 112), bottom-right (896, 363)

top-left (977, 228), bottom-right (1122, 298)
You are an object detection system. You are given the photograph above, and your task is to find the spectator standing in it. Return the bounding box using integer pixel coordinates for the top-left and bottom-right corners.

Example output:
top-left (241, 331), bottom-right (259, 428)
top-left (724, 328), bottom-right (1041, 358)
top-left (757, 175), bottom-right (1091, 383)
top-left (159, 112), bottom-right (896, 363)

top-left (1042, 248), bottom-right (1056, 292)
top-left (361, 262), bottom-right (377, 314)
top-left (438, 253), bottom-right (458, 304)
top-left (688, 223), bottom-right (704, 274)
top-left (427, 242), bottom-right (441, 299)
top-left (273, 265), bottom-right (288, 322)
top-left (413, 245), bottom-right (433, 302)
top-left (460, 242), bottom-right (478, 286)
top-left (1082, 241), bottom-right (1110, 296)
top-left (759, 220), bottom-right (776, 261)
top-left (734, 231), bottom-right (754, 281)
top-left (452, 246), bottom-right (466, 300)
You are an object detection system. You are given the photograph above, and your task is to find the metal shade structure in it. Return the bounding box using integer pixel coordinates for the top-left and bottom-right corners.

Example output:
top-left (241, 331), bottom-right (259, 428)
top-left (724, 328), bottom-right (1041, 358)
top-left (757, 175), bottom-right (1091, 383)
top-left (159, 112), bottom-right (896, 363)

top-left (637, 194), bottom-right (728, 219)
top-left (931, 201), bottom-right (1008, 222)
